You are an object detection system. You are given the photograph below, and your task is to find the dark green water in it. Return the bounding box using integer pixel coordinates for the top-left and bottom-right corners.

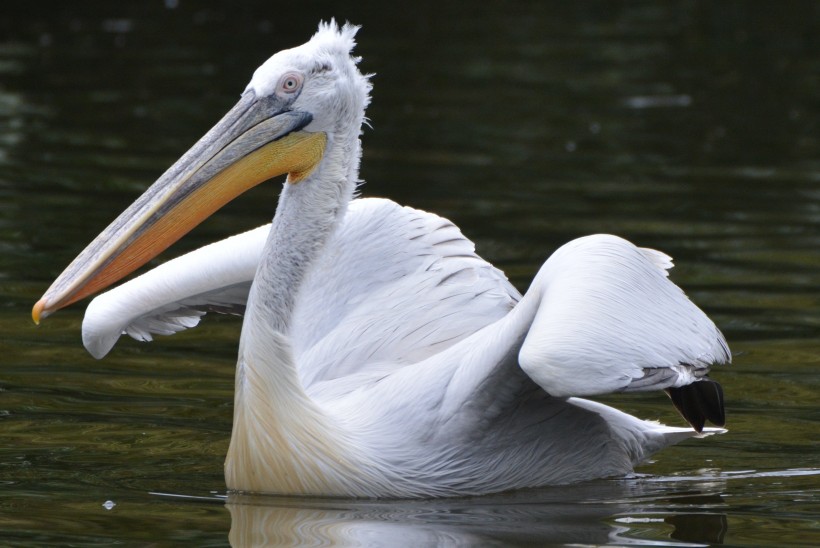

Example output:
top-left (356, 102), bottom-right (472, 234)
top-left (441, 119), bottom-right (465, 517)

top-left (2, 1), bottom-right (819, 545)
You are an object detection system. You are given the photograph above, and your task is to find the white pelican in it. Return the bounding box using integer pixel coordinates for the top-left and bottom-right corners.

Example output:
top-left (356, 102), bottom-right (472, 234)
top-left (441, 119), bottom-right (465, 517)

top-left (33, 22), bottom-right (729, 498)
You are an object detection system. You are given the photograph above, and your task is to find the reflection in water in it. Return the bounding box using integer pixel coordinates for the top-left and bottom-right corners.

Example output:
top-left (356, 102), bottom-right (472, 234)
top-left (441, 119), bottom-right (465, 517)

top-left (3, 0), bottom-right (819, 545)
top-left (224, 477), bottom-right (732, 546)
top-left (666, 513), bottom-right (727, 545)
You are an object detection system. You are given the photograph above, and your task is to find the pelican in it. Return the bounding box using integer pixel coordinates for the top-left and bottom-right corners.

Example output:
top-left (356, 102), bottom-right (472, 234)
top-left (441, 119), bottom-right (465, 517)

top-left (33, 22), bottom-right (729, 498)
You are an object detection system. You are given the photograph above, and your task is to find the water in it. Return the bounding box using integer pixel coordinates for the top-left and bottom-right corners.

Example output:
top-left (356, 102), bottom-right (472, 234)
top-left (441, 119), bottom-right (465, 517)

top-left (2, 1), bottom-right (819, 545)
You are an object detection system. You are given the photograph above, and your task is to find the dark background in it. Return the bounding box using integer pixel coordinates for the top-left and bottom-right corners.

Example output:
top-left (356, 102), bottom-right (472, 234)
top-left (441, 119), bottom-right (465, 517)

top-left (1, 1), bottom-right (818, 545)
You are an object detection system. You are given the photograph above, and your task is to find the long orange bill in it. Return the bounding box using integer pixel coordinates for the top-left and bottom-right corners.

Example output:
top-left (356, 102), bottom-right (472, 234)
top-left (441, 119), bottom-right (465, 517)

top-left (33, 89), bottom-right (326, 323)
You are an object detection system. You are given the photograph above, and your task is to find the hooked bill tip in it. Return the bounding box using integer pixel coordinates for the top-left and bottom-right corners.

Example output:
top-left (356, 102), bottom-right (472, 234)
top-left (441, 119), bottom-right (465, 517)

top-left (32, 298), bottom-right (47, 325)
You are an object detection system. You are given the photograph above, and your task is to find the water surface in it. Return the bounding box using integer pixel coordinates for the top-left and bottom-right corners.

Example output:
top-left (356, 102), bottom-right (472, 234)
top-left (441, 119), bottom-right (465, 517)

top-left (1, 1), bottom-right (818, 545)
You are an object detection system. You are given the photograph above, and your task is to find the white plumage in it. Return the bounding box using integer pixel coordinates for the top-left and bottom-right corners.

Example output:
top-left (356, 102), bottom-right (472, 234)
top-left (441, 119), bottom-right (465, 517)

top-left (45, 22), bottom-right (730, 498)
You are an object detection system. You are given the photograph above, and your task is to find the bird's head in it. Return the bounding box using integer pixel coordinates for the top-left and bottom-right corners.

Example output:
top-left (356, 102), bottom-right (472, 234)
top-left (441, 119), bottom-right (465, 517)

top-left (33, 21), bottom-right (369, 322)
top-left (248, 21), bottom-right (371, 139)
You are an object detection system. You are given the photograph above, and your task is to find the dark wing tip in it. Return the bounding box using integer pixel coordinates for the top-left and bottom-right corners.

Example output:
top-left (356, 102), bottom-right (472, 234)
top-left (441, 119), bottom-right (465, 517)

top-left (665, 379), bottom-right (725, 433)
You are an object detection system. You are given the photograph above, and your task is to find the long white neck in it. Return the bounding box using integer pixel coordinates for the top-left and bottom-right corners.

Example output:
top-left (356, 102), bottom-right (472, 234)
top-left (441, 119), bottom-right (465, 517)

top-left (224, 131), bottom-right (393, 496)
top-left (251, 172), bottom-right (350, 331)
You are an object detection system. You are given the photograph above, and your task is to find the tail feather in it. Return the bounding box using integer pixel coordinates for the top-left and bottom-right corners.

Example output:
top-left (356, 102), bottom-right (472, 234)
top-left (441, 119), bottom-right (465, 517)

top-left (666, 379), bottom-right (725, 432)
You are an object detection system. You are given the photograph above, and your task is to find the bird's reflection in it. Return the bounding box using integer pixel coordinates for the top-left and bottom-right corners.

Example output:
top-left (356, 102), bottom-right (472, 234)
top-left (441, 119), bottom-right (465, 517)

top-left (225, 477), bottom-right (729, 546)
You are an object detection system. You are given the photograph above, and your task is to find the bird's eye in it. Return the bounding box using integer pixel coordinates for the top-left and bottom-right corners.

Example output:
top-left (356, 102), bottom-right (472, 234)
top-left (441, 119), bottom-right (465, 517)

top-left (278, 73), bottom-right (303, 95)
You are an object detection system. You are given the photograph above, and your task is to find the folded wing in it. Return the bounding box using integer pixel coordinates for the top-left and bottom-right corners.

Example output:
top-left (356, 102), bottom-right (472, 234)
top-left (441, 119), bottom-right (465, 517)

top-left (82, 224), bottom-right (266, 358)
top-left (518, 234), bottom-right (730, 429)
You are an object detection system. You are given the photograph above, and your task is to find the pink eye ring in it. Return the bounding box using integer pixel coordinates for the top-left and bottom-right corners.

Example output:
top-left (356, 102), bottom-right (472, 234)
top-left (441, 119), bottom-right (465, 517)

top-left (278, 72), bottom-right (303, 94)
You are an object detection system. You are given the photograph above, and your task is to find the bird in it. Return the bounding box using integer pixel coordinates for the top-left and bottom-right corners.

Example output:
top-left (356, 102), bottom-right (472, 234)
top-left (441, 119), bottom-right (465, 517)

top-left (33, 21), bottom-right (730, 498)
